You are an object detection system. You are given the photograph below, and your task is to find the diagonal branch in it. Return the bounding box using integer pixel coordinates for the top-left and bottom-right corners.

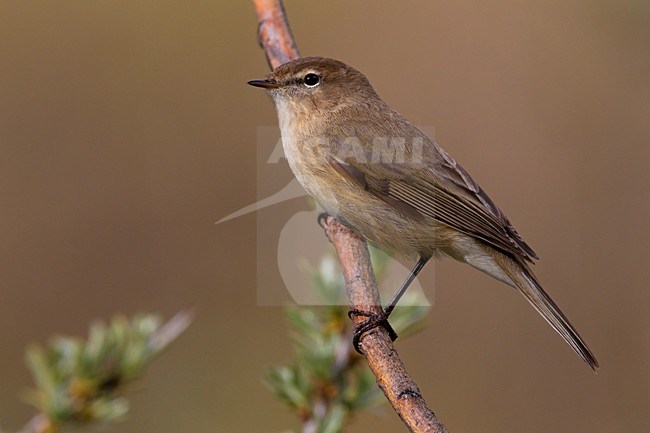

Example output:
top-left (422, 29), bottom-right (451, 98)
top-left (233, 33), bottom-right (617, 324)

top-left (321, 216), bottom-right (448, 433)
top-left (251, 1), bottom-right (448, 432)
top-left (253, 0), bottom-right (299, 68)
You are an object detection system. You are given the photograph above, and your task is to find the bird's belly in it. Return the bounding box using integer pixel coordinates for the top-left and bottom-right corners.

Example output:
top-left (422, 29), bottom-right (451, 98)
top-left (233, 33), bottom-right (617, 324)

top-left (323, 189), bottom-right (448, 259)
top-left (288, 160), bottom-right (444, 258)
top-left (280, 126), bottom-right (451, 258)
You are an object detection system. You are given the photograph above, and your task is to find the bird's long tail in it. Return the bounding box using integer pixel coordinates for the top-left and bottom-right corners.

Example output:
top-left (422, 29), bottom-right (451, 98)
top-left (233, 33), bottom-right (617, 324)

top-left (487, 248), bottom-right (599, 371)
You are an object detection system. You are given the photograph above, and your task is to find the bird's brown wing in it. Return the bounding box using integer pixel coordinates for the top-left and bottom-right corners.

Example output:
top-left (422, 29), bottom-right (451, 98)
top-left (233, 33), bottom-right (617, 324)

top-left (429, 141), bottom-right (538, 260)
top-left (328, 142), bottom-right (538, 262)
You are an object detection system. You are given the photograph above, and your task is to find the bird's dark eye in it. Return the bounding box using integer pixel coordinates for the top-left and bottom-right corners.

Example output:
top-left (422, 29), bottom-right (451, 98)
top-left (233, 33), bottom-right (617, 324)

top-left (303, 73), bottom-right (320, 87)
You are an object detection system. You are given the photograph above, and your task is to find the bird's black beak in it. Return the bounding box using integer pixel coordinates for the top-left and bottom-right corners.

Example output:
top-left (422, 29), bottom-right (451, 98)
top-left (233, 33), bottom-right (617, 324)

top-left (247, 79), bottom-right (282, 89)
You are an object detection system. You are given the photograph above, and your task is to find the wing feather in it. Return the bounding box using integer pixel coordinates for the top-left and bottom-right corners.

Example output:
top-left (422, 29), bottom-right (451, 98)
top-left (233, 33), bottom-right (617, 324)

top-left (328, 147), bottom-right (538, 262)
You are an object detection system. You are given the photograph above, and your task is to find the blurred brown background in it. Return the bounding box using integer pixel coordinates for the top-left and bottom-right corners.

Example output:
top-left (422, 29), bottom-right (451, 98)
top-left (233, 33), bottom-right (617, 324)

top-left (1, 1), bottom-right (648, 432)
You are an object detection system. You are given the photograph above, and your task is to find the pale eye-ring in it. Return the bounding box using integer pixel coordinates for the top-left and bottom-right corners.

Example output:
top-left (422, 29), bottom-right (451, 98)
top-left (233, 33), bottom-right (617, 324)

top-left (303, 73), bottom-right (320, 87)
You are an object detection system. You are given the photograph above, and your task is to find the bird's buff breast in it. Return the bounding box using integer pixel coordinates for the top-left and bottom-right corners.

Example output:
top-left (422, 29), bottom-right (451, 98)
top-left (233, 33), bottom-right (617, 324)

top-left (278, 113), bottom-right (446, 258)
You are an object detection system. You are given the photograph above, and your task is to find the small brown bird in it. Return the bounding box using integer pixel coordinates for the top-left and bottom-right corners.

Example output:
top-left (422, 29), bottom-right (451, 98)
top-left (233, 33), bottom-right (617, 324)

top-left (249, 56), bottom-right (598, 370)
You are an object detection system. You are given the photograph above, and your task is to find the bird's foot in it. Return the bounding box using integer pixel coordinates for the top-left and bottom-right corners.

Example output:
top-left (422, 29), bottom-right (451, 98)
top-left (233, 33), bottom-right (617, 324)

top-left (317, 211), bottom-right (330, 229)
top-left (348, 308), bottom-right (398, 355)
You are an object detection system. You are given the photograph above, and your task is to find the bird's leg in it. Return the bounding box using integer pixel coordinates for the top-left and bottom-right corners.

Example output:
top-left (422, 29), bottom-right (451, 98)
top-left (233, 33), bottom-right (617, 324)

top-left (384, 255), bottom-right (430, 316)
top-left (350, 255), bottom-right (430, 354)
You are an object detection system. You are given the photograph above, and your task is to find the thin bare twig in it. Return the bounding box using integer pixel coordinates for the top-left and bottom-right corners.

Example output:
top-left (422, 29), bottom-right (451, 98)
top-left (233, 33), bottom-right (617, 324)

top-left (19, 414), bottom-right (50, 433)
top-left (250, 1), bottom-right (449, 432)
top-left (323, 217), bottom-right (448, 433)
top-left (252, 0), bottom-right (299, 68)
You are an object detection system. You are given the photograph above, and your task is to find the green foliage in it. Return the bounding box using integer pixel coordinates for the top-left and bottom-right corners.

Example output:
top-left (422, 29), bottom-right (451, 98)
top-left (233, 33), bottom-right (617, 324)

top-left (267, 249), bottom-right (428, 433)
top-left (13, 311), bottom-right (191, 433)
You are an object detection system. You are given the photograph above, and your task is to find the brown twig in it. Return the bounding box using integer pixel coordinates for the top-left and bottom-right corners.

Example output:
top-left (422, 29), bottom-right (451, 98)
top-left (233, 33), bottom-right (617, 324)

top-left (252, 0), bottom-right (299, 69)
top-left (251, 1), bottom-right (448, 432)
top-left (19, 414), bottom-right (51, 433)
top-left (323, 217), bottom-right (448, 433)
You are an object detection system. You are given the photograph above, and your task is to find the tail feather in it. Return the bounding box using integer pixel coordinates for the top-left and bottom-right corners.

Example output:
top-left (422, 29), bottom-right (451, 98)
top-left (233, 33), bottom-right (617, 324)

top-left (488, 249), bottom-right (599, 371)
